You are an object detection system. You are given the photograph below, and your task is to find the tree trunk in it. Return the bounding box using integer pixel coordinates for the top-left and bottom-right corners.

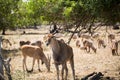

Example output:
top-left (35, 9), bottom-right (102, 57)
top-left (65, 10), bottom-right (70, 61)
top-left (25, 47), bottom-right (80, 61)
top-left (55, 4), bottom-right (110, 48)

top-left (0, 36), bottom-right (4, 80)
top-left (2, 27), bottom-right (6, 35)
top-left (34, 23), bottom-right (37, 29)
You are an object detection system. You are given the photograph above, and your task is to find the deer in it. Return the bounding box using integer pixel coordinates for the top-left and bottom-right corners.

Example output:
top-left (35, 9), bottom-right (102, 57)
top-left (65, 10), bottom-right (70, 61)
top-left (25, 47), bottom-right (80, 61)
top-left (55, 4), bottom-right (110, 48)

top-left (83, 40), bottom-right (97, 53)
top-left (45, 34), bottom-right (75, 80)
top-left (21, 45), bottom-right (51, 73)
top-left (110, 39), bottom-right (119, 56)
top-left (97, 38), bottom-right (106, 48)
top-left (108, 34), bottom-right (115, 43)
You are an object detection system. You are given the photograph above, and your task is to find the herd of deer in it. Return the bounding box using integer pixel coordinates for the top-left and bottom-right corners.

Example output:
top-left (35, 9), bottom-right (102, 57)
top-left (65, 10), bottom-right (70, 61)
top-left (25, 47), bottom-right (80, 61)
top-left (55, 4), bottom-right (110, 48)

top-left (74, 33), bottom-right (120, 55)
top-left (18, 33), bottom-right (75, 80)
top-left (1, 32), bottom-right (119, 80)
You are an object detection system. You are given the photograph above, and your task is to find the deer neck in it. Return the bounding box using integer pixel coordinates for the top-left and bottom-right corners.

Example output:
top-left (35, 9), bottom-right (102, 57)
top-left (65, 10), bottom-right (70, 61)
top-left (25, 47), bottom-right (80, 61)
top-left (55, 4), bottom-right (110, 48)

top-left (41, 55), bottom-right (50, 71)
top-left (50, 39), bottom-right (60, 54)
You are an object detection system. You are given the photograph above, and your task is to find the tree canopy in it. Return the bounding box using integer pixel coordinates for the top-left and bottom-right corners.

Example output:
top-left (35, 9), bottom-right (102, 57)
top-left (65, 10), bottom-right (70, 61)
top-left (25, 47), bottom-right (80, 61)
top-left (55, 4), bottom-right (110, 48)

top-left (0, 0), bottom-right (120, 34)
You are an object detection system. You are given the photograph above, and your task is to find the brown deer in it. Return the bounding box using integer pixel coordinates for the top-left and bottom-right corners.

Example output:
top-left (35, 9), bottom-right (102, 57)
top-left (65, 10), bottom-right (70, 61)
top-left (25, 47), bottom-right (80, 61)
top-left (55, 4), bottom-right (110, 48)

top-left (111, 40), bottom-right (119, 56)
top-left (21, 45), bottom-right (51, 72)
top-left (45, 34), bottom-right (75, 80)
top-left (97, 38), bottom-right (106, 48)
top-left (83, 40), bottom-right (97, 53)
top-left (108, 34), bottom-right (115, 43)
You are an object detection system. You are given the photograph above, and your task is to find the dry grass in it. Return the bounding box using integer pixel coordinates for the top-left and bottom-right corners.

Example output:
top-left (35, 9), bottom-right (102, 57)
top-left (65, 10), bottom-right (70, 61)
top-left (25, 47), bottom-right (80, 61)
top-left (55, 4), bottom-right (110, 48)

top-left (1, 27), bottom-right (120, 80)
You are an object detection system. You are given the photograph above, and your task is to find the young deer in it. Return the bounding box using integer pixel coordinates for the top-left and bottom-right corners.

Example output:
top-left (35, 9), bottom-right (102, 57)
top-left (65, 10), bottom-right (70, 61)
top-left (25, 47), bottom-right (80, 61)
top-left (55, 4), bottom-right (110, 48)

top-left (83, 40), bottom-right (97, 53)
top-left (21, 45), bottom-right (51, 72)
top-left (45, 34), bottom-right (75, 80)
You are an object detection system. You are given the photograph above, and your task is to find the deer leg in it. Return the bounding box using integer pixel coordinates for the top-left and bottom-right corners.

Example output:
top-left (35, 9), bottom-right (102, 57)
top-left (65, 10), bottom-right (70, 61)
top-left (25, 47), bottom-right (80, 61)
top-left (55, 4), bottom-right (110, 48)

top-left (116, 50), bottom-right (119, 56)
top-left (37, 59), bottom-right (42, 72)
top-left (112, 49), bottom-right (115, 56)
top-left (101, 42), bottom-right (104, 48)
top-left (92, 46), bottom-right (96, 53)
top-left (100, 43), bottom-right (102, 48)
top-left (55, 64), bottom-right (59, 80)
top-left (23, 58), bottom-right (25, 71)
top-left (30, 58), bottom-right (35, 72)
top-left (87, 46), bottom-right (90, 53)
top-left (61, 64), bottom-right (65, 80)
top-left (103, 43), bottom-right (106, 48)
top-left (23, 57), bottom-right (29, 72)
top-left (116, 45), bottom-right (118, 56)
top-left (84, 47), bottom-right (87, 52)
top-left (115, 49), bottom-right (118, 56)
top-left (64, 63), bottom-right (68, 80)
top-left (98, 42), bottom-right (100, 48)
top-left (70, 57), bottom-right (75, 80)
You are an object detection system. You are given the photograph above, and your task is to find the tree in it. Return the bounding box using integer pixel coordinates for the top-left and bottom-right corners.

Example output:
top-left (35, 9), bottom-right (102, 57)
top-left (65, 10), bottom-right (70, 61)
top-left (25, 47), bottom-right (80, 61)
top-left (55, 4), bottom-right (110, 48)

top-left (0, 0), bottom-right (20, 35)
top-left (0, 0), bottom-right (119, 35)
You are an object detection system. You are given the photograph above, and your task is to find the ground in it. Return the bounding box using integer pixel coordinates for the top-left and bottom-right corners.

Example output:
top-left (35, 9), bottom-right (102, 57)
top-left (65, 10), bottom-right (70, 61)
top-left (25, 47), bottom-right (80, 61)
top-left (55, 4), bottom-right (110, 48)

top-left (1, 26), bottom-right (120, 80)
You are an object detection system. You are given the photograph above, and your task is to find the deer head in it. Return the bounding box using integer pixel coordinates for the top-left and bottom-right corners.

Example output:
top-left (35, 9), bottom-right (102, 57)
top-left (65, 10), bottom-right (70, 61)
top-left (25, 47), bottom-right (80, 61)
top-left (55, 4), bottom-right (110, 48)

top-left (45, 34), bottom-right (55, 46)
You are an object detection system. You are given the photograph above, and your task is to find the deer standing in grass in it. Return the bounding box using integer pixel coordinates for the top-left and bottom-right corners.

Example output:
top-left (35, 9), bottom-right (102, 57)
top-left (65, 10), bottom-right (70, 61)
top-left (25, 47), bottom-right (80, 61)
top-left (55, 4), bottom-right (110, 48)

top-left (46, 34), bottom-right (75, 80)
top-left (21, 45), bottom-right (51, 72)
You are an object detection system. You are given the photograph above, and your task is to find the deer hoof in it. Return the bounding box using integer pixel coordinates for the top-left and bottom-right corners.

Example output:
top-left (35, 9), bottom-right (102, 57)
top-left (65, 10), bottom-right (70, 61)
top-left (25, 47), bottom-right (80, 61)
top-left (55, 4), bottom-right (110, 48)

top-left (38, 69), bottom-right (42, 72)
top-left (27, 69), bottom-right (33, 73)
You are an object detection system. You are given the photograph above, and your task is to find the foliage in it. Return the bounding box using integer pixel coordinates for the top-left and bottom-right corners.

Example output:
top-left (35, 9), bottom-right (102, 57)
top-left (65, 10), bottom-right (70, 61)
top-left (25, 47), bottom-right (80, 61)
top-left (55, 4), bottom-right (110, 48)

top-left (0, 0), bottom-right (120, 34)
top-left (0, 0), bottom-right (20, 30)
